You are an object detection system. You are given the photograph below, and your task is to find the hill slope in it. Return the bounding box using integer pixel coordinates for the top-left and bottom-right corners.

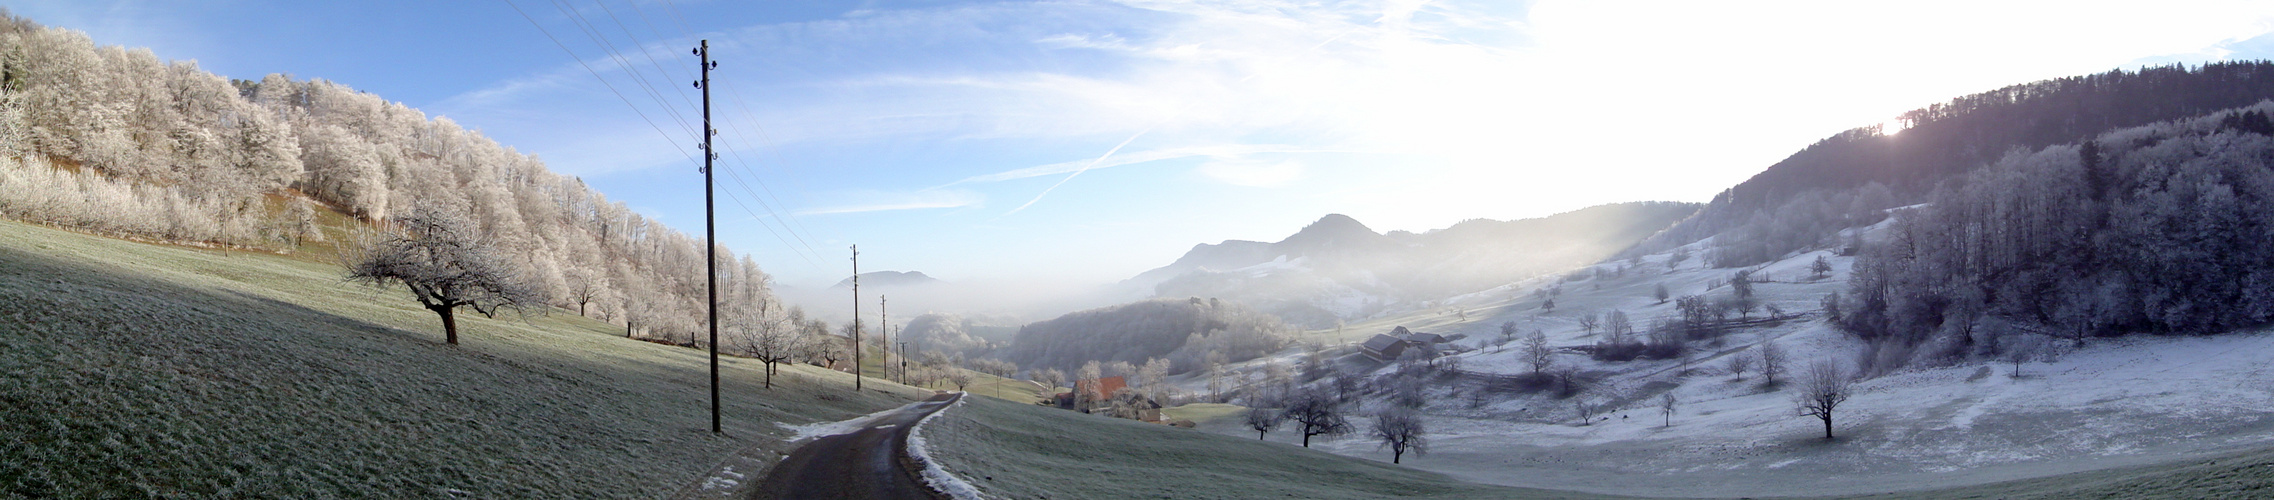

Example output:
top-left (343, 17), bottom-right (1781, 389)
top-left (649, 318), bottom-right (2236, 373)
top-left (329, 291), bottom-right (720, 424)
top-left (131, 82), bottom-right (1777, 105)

top-left (0, 220), bottom-right (925, 497)
top-left (1130, 202), bottom-right (1699, 326)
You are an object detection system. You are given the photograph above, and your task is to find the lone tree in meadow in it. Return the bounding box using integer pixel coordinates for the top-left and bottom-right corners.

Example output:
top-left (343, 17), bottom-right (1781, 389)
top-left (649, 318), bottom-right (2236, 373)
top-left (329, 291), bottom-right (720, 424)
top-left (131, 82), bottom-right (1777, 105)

top-left (1282, 387), bottom-right (1353, 447)
top-left (1371, 409), bottom-right (1428, 464)
top-left (1246, 406), bottom-right (1286, 440)
top-left (1523, 330), bottom-right (1555, 374)
top-left (1796, 360), bottom-right (1853, 439)
top-left (346, 206), bottom-right (541, 345)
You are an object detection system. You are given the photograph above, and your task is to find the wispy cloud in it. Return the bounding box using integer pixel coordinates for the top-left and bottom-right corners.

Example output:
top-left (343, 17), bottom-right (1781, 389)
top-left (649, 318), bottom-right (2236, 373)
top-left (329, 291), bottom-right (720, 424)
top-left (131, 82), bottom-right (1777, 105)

top-left (795, 189), bottom-right (984, 216)
top-left (943, 144), bottom-right (1339, 186)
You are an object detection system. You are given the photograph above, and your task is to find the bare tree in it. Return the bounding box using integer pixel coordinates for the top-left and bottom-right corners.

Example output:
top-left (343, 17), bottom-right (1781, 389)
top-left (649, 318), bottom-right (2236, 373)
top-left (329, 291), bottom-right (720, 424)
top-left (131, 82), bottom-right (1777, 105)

top-left (345, 207), bottom-right (541, 345)
top-left (945, 368), bottom-right (976, 392)
top-left (1573, 397), bottom-right (1600, 426)
top-left (1578, 313), bottom-right (1600, 337)
top-left (1604, 310), bottom-right (1634, 344)
top-left (1523, 330), bottom-right (1554, 374)
top-left (1246, 406), bottom-right (1285, 439)
top-left (1540, 298), bottom-right (1555, 313)
top-left (1810, 255), bottom-right (1833, 279)
top-left (1653, 283), bottom-right (1671, 304)
top-left (1498, 321), bottom-right (1519, 348)
top-left (1282, 388), bottom-right (1352, 448)
top-left (1371, 409), bottom-right (1428, 464)
top-left (1658, 392), bottom-right (1678, 427)
top-left (1795, 360), bottom-right (1853, 439)
top-left (1758, 340), bottom-right (1787, 385)
top-left (1725, 351), bottom-right (1753, 381)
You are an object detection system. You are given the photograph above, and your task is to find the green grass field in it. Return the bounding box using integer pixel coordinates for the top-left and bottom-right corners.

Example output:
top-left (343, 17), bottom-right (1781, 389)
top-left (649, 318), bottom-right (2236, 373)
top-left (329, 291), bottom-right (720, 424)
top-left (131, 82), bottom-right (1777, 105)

top-left (922, 396), bottom-right (1620, 499)
top-left (0, 219), bottom-right (928, 497)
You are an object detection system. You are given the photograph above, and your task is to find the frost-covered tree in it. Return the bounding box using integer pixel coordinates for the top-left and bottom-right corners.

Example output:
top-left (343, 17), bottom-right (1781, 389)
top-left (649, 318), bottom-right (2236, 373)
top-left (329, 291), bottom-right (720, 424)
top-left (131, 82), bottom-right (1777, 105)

top-left (1140, 357), bottom-right (1170, 402)
top-left (1725, 351), bottom-right (1753, 381)
top-left (1577, 313), bottom-right (1599, 336)
top-left (1658, 392), bottom-right (1678, 427)
top-left (1370, 409), bottom-right (1427, 464)
top-left (1523, 330), bottom-right (1554, 374)
top-left (1757, 339), bottom-right (1786, 385)
top-left (344, 206), bottom-right (541, 345)
top-left (1034, 368), bottom-right (1066, 395)
top-left (1653, 283), bottom-right (1671, 304)
top-left (1810, 255), bottom-right (1833, 279)
top-left (1604, 310), bottom-right (1633, 344)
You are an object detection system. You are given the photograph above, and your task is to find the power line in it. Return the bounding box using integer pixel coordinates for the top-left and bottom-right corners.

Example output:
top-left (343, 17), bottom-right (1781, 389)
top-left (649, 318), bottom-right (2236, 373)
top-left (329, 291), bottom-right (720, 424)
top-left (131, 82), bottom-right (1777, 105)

top-left (530, 0), bottom-right (826, 269)
top-left (502, 0), bottom-right (698, 167)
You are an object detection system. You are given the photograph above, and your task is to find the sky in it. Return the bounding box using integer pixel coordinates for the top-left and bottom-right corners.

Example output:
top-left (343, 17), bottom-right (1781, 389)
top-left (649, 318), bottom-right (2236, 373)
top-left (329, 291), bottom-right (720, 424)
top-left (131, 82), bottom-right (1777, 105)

top-left (12, 0), bottom-right (2274, 295)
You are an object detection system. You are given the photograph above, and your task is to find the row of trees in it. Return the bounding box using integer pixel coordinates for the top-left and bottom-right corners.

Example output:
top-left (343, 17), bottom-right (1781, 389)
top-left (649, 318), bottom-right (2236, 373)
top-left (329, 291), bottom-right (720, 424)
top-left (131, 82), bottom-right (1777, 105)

top-left (1838, 103), bottom-right (2274, 372)
top-left (0, 17), bottom-right (776, 348)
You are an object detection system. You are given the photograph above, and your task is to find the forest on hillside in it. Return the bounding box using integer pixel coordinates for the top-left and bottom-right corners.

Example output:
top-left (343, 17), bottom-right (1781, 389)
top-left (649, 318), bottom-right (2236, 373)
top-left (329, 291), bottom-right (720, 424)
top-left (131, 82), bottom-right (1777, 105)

top-left (1634, 62), bottom-right (2274, 269)
top-left (1836, 103), bottom-right (2274, 374)
top-left (0, 15), bottom-right (776, 347)
top-left (998, 297), bottom-right (1295, 375)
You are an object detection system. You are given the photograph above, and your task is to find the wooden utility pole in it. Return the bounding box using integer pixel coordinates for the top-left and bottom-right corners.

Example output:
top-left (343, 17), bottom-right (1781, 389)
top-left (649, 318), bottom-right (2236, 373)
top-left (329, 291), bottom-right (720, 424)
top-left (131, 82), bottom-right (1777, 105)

top-left (880, 294), bottom-right (888, 382)
top-left (694, 39), bottom-right (721, 435)
top-left (851, 244), bottom-right (862, 391)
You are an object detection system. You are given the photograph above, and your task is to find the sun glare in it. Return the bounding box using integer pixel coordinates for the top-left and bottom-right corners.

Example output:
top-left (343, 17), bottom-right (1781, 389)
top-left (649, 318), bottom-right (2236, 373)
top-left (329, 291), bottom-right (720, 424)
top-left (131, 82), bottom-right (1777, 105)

top-left (1880, 118), bottom-right (1908, 135)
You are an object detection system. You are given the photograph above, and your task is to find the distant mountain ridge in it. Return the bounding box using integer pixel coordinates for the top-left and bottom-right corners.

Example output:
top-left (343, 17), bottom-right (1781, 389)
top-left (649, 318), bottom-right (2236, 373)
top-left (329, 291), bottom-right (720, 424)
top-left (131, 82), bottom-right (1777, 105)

top-left (1127, 202), bottom-right (1700, 327)
top-left (832, 270), bottom-right (942, 289)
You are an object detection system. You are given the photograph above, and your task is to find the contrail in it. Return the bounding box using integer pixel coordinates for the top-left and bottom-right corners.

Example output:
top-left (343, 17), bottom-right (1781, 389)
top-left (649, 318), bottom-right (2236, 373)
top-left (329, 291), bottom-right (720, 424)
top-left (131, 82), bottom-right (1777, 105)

top-left (1003, 123), bottom-right (1159, 215)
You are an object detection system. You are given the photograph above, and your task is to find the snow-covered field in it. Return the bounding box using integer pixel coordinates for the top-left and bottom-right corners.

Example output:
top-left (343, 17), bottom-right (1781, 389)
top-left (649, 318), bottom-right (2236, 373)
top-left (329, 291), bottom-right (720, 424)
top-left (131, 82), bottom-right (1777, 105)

top-left (1186, 229), bottom-right (2274, 497)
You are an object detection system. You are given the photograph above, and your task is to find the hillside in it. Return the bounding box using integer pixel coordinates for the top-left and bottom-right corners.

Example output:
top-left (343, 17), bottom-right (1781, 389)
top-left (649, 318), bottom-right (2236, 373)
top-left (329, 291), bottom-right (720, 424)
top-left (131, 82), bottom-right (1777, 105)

top-left (1633, 62), bottom-right (2274, 267)
top-left (0, 219), bottom-right (925, 497)
top-left (997, 297), bottom-right (1295, 375)
top-left (1158, 213), bottom-right (2274, 498)
top-left (1130, 202), bottom-right (1699, 327)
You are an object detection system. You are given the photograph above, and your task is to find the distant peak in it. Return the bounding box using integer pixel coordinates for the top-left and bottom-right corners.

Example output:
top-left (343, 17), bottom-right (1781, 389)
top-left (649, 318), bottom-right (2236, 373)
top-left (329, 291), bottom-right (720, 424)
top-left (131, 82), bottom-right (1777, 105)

top-left (1298, 214), bottom-right (1374, 236)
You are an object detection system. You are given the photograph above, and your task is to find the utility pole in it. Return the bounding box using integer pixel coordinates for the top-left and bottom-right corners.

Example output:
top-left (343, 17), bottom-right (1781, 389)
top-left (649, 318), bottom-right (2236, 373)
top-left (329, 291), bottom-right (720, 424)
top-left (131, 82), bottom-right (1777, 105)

top-left (851, 244), bottom-right (862, 391)
top-left (880, 294), bottom-right (888, 383)
top-left (693, 39), bottom-right (720, 435)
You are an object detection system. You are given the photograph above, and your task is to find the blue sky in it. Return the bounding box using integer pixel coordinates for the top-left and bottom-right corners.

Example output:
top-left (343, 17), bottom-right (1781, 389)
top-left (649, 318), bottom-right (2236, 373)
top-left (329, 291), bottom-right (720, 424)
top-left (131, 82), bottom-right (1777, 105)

top-left (13, 0), bottom-right (2274, 292)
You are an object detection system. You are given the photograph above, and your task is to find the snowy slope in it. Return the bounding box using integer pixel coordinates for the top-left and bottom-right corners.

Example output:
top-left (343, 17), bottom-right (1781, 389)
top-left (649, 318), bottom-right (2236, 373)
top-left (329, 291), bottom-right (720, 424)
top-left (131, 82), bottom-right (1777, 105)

top-left (1187, 223), bottom-right (2274, 497)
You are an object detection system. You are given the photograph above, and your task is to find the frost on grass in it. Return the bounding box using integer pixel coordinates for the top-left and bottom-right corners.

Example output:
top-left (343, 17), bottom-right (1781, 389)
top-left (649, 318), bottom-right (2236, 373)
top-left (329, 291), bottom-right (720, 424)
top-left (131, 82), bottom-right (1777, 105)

top-left (908, 394), bottom-right (985, 500)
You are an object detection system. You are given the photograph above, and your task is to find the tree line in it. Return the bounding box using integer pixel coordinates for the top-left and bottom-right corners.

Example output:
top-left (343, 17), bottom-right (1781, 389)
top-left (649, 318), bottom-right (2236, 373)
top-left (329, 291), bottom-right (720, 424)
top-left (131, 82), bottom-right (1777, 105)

top-left (0, 15), bottom-right (776, 348)
top-left (1835, 102), bottom-right (2274, 374)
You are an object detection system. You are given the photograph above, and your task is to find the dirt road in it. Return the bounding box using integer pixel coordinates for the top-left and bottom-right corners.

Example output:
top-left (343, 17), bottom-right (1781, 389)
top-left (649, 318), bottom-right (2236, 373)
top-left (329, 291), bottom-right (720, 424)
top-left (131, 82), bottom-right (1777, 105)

top-left (748, 392), bottom-right (961, 500)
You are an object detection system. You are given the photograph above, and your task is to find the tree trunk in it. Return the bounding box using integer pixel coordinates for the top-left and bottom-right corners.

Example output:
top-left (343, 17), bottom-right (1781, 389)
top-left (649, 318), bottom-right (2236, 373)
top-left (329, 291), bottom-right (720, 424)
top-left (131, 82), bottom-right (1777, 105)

top-left (763, 361), bottom-right (773, 389)
top-left (1258, 430), bottom-right (1266, 440)
top-left (1822, 415), bottom-right (1834, 439)
top-left (432, 305), bottom-right (459, 345)
top-left (1302, 431), bottom-right (1312, 448)
top-left (1393, 449), bottom-right (1403, 464)
top-left (578, 301), bottom-right (587, 317)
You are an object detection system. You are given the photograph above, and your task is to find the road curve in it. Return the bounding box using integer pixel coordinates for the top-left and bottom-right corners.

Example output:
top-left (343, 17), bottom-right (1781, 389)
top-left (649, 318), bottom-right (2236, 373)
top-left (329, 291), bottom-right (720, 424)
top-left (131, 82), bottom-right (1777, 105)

top-left (749, 392), bottom-right (962, 500)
